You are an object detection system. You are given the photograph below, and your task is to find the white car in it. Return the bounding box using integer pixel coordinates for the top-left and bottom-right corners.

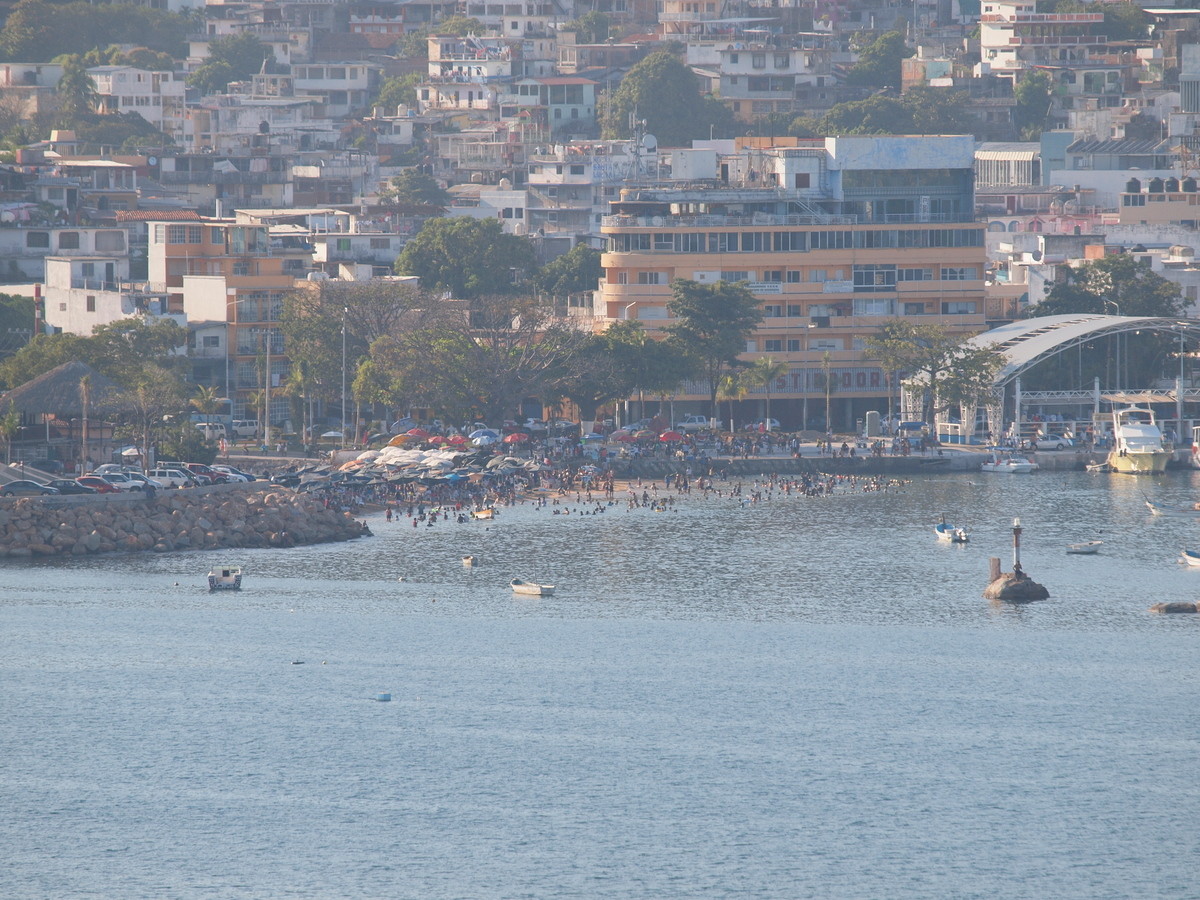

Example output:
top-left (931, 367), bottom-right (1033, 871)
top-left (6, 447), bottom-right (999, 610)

top-left (92, 471), bottom-right (144, 492)
top-left (674, 415), bottom-right (713, 433)
top-left (147, 467), bottom-right (195, 488)
top-left (211, 465), bottom-right (252, 483)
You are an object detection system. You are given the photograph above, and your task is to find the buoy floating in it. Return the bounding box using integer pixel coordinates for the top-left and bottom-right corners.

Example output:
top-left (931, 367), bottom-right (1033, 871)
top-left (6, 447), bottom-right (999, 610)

top-left (375, 693), bottom-right (392, 702)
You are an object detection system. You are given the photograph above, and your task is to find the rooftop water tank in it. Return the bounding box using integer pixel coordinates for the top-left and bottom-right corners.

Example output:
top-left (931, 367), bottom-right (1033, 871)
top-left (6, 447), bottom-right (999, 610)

top-left (1166, 177), bottom-right (1180, 192)
top-left (1149, 177), bottom-right (1165, 192)
top-left (1184, 177), bottom-right (1197, 193)
top-left (1126, 177), bottom-right (1141, 193)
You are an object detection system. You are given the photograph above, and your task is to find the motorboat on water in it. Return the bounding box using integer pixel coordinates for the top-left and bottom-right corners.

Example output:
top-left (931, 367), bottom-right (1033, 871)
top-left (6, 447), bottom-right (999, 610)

top-left (1180, 549), bottom-right (1200, 567)
top-left (1107, 406), bottom-right (1170, 474)
top-left (472, 508), bottom-right (496, 520)
top-left (980, 450), bottom-right (1039, 474)
top-left (208, 565), bottom-right (243, 591)
top-left (511, 578), bottom-right (554, 596)
top-left (934, 517), bottom-right (969, 544)
top-left (1066, 541), bottom-right (1103, 555)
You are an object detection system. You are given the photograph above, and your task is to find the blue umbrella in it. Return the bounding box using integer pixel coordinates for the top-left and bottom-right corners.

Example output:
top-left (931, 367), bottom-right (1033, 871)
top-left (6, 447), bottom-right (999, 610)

top-left (469, 428), bottom-right (499, 439)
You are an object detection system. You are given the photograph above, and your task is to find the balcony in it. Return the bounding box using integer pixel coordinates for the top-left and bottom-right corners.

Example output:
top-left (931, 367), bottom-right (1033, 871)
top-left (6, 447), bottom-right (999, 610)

top-left (602, 212), bottom-right (858, 228)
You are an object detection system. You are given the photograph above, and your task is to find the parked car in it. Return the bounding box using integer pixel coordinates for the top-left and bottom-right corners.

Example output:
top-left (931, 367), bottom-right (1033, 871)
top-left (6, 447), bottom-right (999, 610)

top-left (211, 465), bottom-right (255, 482)
top-left (1, 479), bottom-right (60, 497)
top-left (92, 471), bottom-right (144, 492)
top-left (195, 422), bottom-right (227, 440)
top-left (146, 468), bottom-right (195, 488)
top-left (183, 463), bottom-right (228, 484)
top-left (123, 472), bottom-right (156, 489)
top-left (46, 479), bottom-right (98, 495)
top-left (75, 476), bottom-right (120, 494)
top-left (1036, 434), bottom-right (1074, 450)
top-left (230, 419), bottom-right (259, 439)
top-left (674, 415), bottom-right (713, 433)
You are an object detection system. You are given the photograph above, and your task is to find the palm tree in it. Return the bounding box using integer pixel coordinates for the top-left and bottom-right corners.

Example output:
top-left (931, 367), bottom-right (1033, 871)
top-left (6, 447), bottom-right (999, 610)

top-left (821, 351), bottom-right (836, 433)
top-left (716, 372), bottom-right (749, 433)
top-left (748, 356), bottom-right (788, 429)
top-left (0, 404), bottom-right (19, 464)
top-left (190, 385), bottom-right (224, 428)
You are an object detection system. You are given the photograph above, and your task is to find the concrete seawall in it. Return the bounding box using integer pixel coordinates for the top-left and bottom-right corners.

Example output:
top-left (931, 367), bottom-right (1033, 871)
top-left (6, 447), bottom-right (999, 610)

top-left (0, 484), bottom-right (367, 558)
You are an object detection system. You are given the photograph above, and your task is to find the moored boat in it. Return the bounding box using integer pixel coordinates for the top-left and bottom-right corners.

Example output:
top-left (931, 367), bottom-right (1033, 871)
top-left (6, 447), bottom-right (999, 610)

top-left (472, 508), bottom-right (495, 520)
top-left (1145, 499), bottom-right (1200, 519)
top-left (980, 451), bottom-right (1039, 474)
top-left (1066, 541), bottom-right (1103, 555)
top-left (1107, 406), bottom-right (1170, 475)
top-left (511, 578), bottom-right (554, 596)
top-left (207, 566), bottom-right (243, 591)
top-left (1180, 549), bottom-right (1200, 567)
top-left (934, 517), bottom-right (969, 543)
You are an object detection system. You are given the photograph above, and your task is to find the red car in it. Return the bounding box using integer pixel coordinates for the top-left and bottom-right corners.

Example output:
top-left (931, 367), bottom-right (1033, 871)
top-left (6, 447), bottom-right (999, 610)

top-left (76, 476), bottom-right (119, 494)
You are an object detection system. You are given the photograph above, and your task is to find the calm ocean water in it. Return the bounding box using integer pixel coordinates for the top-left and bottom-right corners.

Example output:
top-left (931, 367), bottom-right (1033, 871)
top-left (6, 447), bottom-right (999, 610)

top-left (3, 470), bottom-right (1200, 899)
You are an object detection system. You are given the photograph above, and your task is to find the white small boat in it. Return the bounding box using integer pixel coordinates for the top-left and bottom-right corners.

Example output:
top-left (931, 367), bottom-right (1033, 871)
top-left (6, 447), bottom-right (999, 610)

top-left (1145, 499), bottom-right (1200, 519)
top-left (980, 451), bottom-right (1039, 474)
top-left (1066, 541), bottom-right (1103, 555)
top-left (472, 508), bottom-right (495, 520)
top-left (511, 578), bottom-right (554, 596)
top-left (934, 518), bottom-right (969, 544)
top-left (462, 555), bottom-right (477, 567)
top-left (1180, 549), bottom-right (1200, 567)
top-left (1085, 462), bottom-right (1112, 474)
top-left (207, 566), bottom-right (243, 591)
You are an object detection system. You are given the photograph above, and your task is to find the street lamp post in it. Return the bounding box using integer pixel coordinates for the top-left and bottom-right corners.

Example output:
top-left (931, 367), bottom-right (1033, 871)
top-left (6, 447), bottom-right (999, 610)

top-left (341, 306), bottom-right (348, 449)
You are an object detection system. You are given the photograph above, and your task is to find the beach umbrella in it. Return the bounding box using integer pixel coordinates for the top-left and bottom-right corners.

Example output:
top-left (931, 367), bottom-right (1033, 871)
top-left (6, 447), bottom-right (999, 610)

top-left (446, 434), bottom-right (467, 445)
top-left (472, 434), bottom-right (498, 446)
top-left (118, 446), bottom-right (140, 457)
top-left (428, 435), bottom-right (449, 445)
top-left (633, 429), bottom-right (656, 440)
top-left (503, 432), bottom-right (529, 443)
top-left (658, 430), bottom-right (684, 442)
top-left (613, 433), bottom-right (637, 443)
top-left (388, 434), bottom-right (418, 446)
top-left (406, 427), bottom-right (430, 438)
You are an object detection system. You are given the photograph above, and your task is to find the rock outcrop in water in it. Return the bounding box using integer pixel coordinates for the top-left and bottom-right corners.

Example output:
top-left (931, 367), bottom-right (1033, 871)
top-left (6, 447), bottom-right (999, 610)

top-left (0, 487), bottom-right (368, 557)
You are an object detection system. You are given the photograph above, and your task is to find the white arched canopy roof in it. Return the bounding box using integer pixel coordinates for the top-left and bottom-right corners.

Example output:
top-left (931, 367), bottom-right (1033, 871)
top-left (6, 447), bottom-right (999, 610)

top-left (964, 315), bottom-right (1200, 389)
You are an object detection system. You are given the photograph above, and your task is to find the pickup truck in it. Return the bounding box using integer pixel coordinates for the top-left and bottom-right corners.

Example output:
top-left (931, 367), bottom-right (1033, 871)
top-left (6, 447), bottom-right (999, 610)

top-left (675, 415), bottom-right (713, 433)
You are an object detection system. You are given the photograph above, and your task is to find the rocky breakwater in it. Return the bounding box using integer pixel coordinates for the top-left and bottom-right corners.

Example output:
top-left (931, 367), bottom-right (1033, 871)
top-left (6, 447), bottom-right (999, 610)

top-left (0, 487), bottom-right (368, 557)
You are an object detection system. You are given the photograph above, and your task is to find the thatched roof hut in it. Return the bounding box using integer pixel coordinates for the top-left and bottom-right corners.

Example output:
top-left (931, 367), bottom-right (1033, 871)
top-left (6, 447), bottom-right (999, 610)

top-left (1, 361), bottom-right (122, 420)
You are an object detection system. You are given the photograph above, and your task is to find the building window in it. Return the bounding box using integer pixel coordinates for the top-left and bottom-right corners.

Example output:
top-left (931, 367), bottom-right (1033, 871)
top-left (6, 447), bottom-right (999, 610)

top-left (58, 231), bottom-right (80, 250)
top-left (203, 335), bottom-right (220, 348)
top-left (774, 53), bottom-right (789, 69)
top-left (336, 238), bottom-right (352, 251)
top-left (898, 267), bottom-right (933, 282)
top-left (752, 53), bottom-right (766, 68)
top-left (637, 271), bottom-right (664, 284)
top-left (570, 164), bottom-right (585, 174)
top-left (787, 339), bottom-right (802, 351)
top-left (370, 238), bottom-right (390, 249)
top-left (809, 269), bottom-right (826, 283)
top-left (764, 339), bottom-right (783, 352)
top-left (26, 232), bottom-right (49, 248)
top-left (786, 271), bottom-right (803, 283)
top-left (729, 52), bottom-right (739, 63)
top-left (942, 267), bottom-right (978, 281)
top-left (794, 173), bottom-right (810, 189)
top-left (763, 270), bottom-right (783, 283)
top-left (941, 301), bottom-right (978, 314)
top-left (720, 271), bottom-right (750, 282)
top-left (903, 302), bottom-right (926, 315)
top-left (763, 304), bottom-right (783, 317)
top-left (86, 295), bottom-right (96, 312)
top-left (853, 264), bottom-right (896, 292)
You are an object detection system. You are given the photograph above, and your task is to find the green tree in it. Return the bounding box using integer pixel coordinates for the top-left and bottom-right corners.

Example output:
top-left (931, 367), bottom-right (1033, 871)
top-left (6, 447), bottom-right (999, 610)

top-left (0, 1), bottom-right (189, 62)
top-left (189, 385), bottom-right (224, 429)
top-left (112, 364), bottom-right (188, 463)
top-left (604, 319), bottom-right (690, 422)
top-left (864, 320), bottom-right (1002, 425)
top-left (533, 243), bottom-right (602, 298)
top-left (665, 278), bottom-right (762, 419)
top-left (0, 292), bottom-right (34, 361)
top-left (379, 169), bottom-right (449, 208)
top-left (600, 50), bottom-right (726, 146)
top-left (1033, 254), bottom-right (1186, 319)
top-left (565, 11), bottom-right (612, 43)
top-left (817, 88), bottom-right (974, 136)
top-left (716, 371), bottom-right (750, 432)
top-left (372, 73), bottom-right (423, 112)
top-left (747, 355), bottom-right (788, 428)
top-left (0, 333), bottom-right (88, 390)
top-left (56, 55), bottom-right (97, 124)
top-left (1013, 70), bottom-right (1052, 140)
top-left (188, 34), bottom-right (271, 95)
top-left (89, 317), bottom-right (188, 385)
top-left (844, 31), bottom-right (912, 90)
top-left (0, 404), bottom-right (18, 463)
top-left (558, 332), bottom-right (630, 425)
top-left (395, 217), bottom-right (536, 297)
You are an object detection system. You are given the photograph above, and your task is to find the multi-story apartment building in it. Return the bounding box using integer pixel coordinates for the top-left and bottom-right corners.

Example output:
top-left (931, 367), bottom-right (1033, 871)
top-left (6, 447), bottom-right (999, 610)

top-left (87, 66), bottom-right (188, 143)
top-left (977, 0), bottom-right (1105, 79)
top-left (714, 37), bottom-right (833, 122)
top-left (148, 217), bottom-right (297, 422)
top-left (598, 136), bottom-right (989, 429)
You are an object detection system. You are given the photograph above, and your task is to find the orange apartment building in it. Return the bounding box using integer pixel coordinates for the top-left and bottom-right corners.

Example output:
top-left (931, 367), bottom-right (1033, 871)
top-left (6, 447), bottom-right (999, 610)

top-left (598, 136), bottom-right (990, 430)
top-left (148, 218), bottom-right (297, 425)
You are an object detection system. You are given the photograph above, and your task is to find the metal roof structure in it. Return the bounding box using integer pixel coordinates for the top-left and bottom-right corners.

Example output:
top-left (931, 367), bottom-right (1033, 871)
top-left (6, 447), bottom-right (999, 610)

top-left (964, 314), bottom-right (1200, 388)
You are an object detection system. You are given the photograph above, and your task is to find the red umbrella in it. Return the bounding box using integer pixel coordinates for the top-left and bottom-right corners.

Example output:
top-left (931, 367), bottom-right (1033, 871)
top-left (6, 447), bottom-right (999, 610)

top-left (428, 435), bottom-right (449, 445)
top-left (658, 430), bottom-right (684, 442)
top-left (633, 429), bottom-right (656, 440)
top-left (445, 435), bottom-right (467, 445)
top-left (613, 433), bottom-right (637, 443)
top-left (406, 427), bottom-right (430, 438)
top-left (503, 432), bottom-right (529, 443)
